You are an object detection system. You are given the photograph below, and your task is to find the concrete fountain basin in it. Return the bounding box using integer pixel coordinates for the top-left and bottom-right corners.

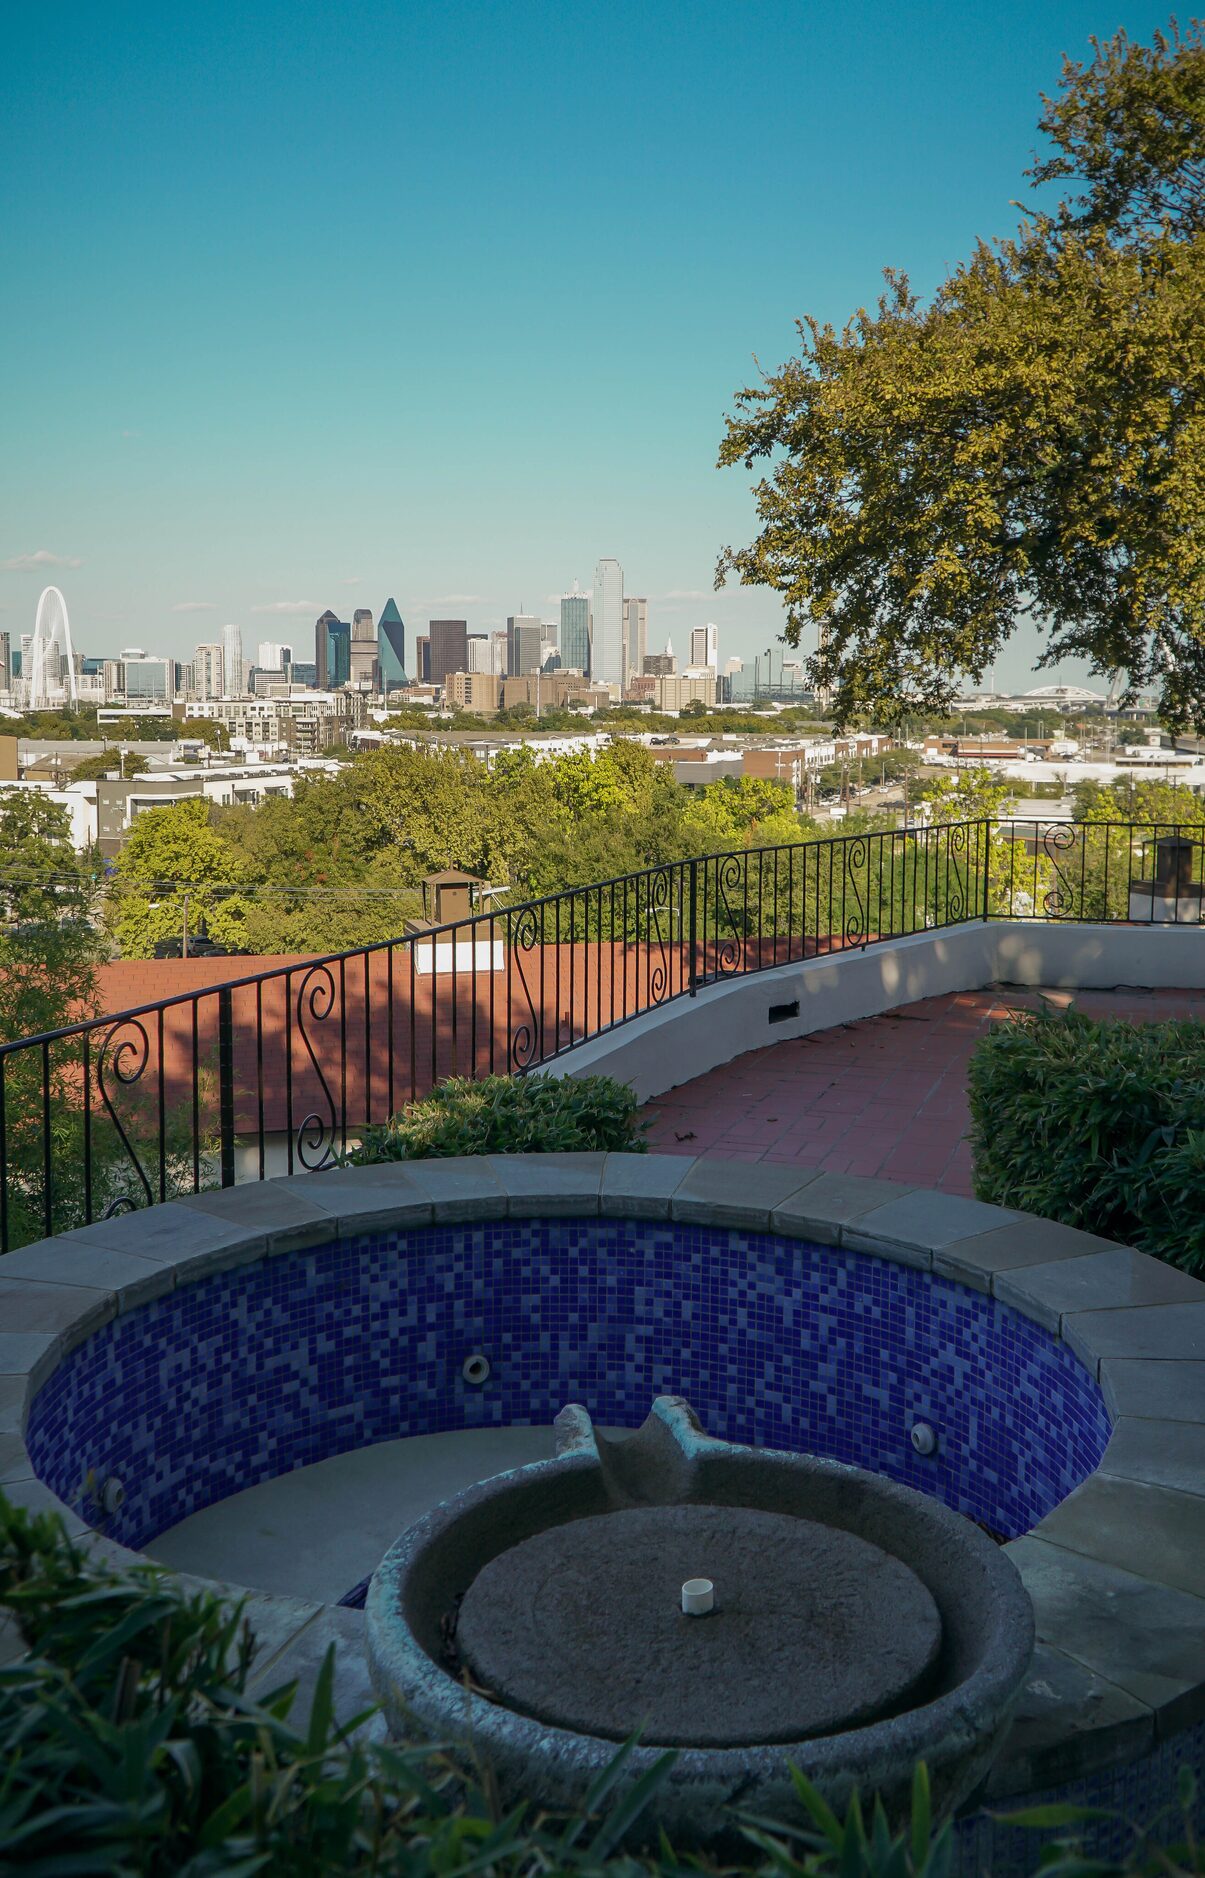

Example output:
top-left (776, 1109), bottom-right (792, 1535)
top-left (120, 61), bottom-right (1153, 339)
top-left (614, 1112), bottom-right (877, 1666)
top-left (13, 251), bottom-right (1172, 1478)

top-left (366, 1395), bottom-right (1034, 1841)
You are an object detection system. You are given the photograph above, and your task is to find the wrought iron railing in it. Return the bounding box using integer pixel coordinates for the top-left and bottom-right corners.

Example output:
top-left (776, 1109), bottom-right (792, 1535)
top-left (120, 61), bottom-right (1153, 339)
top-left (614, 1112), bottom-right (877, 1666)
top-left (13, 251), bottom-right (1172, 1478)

top-left (0, 816), bottom-right (1200, 1251)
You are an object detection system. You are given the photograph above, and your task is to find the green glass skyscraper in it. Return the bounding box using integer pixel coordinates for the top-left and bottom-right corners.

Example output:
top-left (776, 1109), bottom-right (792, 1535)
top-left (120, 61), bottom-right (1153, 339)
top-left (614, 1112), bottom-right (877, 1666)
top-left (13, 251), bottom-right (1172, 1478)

top-left (560, 586), bottom-right (590, 675)
top-left (378, 597), bottom-right (409, 689)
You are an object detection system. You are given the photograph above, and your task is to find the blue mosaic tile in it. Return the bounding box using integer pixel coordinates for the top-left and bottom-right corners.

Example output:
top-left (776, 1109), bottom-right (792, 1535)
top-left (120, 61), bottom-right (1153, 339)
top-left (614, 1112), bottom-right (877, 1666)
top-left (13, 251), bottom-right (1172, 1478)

top-left (25, 1219), bottom-right (1110, 1551)
top-left (957, 1715), bottom-right (1205, 1874)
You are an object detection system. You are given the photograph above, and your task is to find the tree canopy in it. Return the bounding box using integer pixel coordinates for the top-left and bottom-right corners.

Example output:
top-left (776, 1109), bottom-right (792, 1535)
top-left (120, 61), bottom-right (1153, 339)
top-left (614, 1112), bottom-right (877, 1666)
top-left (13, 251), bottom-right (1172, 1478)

top-left (96, 741), bottom-right (861, 956)
top-left (0, 793), bottom-right (101, 1043)
top-left (717, 22), bottom-right (1205, 729)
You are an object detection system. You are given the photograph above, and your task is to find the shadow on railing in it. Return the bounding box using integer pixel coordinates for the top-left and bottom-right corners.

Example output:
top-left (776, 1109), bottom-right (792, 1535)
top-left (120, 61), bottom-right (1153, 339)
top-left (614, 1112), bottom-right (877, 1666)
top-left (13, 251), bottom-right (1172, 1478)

top-left (0, 816), bottom-right (1200, 1250)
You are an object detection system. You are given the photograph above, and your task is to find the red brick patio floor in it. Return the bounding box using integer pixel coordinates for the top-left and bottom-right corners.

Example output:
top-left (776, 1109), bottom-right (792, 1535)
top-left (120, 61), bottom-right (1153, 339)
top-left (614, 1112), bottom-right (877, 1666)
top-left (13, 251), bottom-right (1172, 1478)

top-left (640, 986), bottom-right (1205, 1197)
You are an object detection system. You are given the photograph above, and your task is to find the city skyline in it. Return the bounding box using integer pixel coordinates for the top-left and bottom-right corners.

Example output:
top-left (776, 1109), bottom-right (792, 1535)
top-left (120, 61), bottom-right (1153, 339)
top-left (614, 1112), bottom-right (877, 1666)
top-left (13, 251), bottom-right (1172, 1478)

top-left (0, 0), bottom-right (1166, 695)
top-left (0, 574), bottom-right (736, 674)
top-left (2, 576), bottom-right (1116, 715)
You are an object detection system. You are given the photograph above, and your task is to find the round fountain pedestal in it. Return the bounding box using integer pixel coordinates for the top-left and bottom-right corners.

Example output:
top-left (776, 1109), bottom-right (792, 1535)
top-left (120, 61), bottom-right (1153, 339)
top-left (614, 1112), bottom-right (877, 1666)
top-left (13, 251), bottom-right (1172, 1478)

top-left (366, 1396), bottom-right (1034, 1842)
top-left (458, 1503), bottom-right (942, 1747)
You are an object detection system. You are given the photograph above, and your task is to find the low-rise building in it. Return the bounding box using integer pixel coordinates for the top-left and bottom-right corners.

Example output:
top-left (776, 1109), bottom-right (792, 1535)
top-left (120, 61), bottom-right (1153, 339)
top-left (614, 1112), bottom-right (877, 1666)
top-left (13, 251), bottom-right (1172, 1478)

top-left (499, 672), bottom-right (608, 712)
top-left (652, 671), bottom-right (716, 712)
top-left (834, 732), bottom-right (892, 760)
top-left (184, 688), bottom-right (362, 754)
top-left (446, 671), bottom-right (503, 714)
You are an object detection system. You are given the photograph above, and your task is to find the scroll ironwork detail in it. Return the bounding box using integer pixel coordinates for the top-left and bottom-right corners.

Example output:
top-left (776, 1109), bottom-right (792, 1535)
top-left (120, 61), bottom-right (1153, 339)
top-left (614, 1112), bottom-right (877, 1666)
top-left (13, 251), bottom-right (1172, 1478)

top-left (294, 963), bottom-right (338, 1170)
top-left (1041, 823), bottom-right (1077, 918)
top-left (508, 906), bottom-right (541, 1071)
top-left (96, 1017), bottom-right (154, 1212)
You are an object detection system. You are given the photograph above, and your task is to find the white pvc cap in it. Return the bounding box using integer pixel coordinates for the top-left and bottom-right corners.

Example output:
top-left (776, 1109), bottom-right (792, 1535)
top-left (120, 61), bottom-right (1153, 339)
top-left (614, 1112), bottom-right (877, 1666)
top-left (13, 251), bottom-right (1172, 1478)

top-left (681, 1577), bottom-right (714, 1616)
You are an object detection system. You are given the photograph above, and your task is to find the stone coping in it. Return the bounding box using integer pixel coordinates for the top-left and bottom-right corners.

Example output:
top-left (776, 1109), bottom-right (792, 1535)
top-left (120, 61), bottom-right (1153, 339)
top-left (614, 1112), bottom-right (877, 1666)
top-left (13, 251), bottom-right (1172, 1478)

top-left (3, 1151), bottom-right (1205, 1798)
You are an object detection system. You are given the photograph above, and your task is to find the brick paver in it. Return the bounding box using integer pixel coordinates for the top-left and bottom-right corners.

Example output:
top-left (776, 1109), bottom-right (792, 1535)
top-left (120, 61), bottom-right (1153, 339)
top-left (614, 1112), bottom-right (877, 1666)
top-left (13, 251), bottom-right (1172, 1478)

top-left (641, 986), bottom-right (1205, 1197)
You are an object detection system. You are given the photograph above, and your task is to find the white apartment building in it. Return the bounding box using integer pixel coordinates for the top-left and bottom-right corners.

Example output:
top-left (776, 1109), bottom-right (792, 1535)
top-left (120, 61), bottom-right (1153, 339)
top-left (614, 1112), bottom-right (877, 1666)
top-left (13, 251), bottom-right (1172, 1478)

top-left (185, 688), bottom-right (362, 754)
top-left (0, 757), bottom-right (339, 856)
top-left (221, 623), bottom-right (246, 696)
top-left (193, 643), bottom-right (224, 699)
top-left (592, 558), bottom-right (624, 688)
top-left (690, 623), bottom-right (719, 670)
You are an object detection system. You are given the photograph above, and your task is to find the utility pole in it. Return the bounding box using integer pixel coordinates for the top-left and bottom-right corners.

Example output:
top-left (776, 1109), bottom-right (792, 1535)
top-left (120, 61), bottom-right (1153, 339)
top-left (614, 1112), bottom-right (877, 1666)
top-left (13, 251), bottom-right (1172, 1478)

top-left (182, 892), bottom-right (190, 960)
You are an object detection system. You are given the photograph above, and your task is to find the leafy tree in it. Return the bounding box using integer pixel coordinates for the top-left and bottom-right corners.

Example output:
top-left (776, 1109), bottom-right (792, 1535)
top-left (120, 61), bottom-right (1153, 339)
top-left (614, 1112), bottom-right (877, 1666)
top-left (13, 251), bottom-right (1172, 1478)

top-left (0, 796), bottom-right (158, 1250)
top-left (1031, 21), bottom-right (1205, 241)
top-left (0, 794), bottom-right (103, 1096)
top-left (106, 799), bottom-right (254, 958)
top-left (1055, 774), bottom-right (1205, 919)
top-left (877, 749), bottom-right (923, 783)
top-left (914, 768), bottom-right (1015, 824)
top-left (717, 23), bottom-right (1205, 728)
top-left (105, 716), bottom-right (174, 743)
top-left (910, 768), bottom-right (1041, 914)
top-left (1073, 775), bottom-right (1205, 826)
top-left (348, 744), bottom-right (516, 883)
top-left (62, 749), bottom-right (124, 782)
top-left (0, 792), bottom-right (99, 930)
top-left (87, 737), bottom-right (1038, 963)
top-left (176, 716), bottom-right (230, 751)
top-left (216, 778), bottom-right (418, 954)
top-left (683, 776), bottom-right (803, 850)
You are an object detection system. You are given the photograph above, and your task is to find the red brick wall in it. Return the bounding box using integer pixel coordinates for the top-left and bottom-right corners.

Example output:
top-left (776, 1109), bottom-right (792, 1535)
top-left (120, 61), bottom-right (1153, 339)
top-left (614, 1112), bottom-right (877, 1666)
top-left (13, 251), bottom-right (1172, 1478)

top-left (95, 955), bottom-right (317, 1017)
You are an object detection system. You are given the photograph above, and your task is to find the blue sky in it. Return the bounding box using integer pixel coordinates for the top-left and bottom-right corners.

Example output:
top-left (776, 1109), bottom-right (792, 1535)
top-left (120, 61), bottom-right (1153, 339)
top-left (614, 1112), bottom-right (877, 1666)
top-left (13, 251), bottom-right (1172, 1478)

top-left (0, 0), bottom-right (1176, 690)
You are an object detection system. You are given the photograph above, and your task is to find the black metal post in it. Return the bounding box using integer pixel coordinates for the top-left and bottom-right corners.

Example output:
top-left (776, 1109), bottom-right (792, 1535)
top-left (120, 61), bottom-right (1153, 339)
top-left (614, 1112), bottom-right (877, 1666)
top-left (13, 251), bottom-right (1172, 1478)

top-left (218, 986), bottom-right (236, 1189)
top-left (688, 858), bottom-right (698, 996)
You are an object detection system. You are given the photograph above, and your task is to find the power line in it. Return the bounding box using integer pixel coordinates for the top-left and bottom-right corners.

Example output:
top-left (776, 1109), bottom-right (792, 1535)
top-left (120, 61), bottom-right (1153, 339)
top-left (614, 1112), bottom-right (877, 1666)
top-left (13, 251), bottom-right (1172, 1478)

top-left (0, 874), bottom-right (521, 908)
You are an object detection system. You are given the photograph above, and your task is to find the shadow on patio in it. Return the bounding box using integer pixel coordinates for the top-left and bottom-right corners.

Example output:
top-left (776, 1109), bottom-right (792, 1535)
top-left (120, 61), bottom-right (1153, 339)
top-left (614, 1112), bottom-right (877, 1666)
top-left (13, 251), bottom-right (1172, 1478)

top-left (640, 985), bottom-right (1205, 1196)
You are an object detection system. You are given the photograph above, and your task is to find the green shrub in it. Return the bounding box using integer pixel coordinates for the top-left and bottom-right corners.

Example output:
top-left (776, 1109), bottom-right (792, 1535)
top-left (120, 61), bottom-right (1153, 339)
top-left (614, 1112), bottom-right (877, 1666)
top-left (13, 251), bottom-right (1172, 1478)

top-left (2, 1493), bottom-right (1203, 1874)
top-left (0, 1491), bottom-right (676, 1873)
top-left (968, 1005), bottom-right (1205, 1274)
top-left (0, 1493), bottom-right (952, 1875)
top-left (344, 1071), bottom-right (647, 1164)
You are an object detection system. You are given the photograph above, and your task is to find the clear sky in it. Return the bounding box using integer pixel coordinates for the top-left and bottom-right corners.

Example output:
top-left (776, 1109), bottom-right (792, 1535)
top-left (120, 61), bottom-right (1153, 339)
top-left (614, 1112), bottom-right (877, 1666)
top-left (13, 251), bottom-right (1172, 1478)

top-left (0, 0), bottom-right (1178, 690)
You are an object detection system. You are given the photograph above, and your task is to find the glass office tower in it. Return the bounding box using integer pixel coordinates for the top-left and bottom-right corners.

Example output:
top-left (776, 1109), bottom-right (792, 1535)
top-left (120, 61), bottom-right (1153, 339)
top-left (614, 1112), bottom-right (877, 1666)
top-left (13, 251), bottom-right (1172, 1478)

top-left (378, 597), bottom-right (409, 689)
top-left (560, 589), bottom-right (590, 675)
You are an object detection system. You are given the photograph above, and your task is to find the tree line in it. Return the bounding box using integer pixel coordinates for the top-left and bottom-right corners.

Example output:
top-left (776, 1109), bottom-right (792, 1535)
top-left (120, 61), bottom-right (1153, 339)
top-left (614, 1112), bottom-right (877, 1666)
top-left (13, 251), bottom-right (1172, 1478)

top-left (105, 740), bottom-right (826, 958)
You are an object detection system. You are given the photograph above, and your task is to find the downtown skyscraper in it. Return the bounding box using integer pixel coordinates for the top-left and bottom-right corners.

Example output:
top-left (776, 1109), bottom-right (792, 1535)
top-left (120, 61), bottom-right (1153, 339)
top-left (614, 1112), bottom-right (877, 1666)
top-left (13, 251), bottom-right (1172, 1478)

top-left (349, 608), bottom-right (378, 687)
top-left (377, 598), bottom-right (408, 689)
top-left (560, 585), bottom-right (590, 675)
top-left (690, 623), bottom-right (719, 670)
top-left (591, 558), bottom-right (623, 688)
top-left (507, 614), bottom-right (543, 676)
top-left (429, 619), bottom-right (468, 687)
top-left (623, 596), bottom-right (647, 681)
top-left (221, 622), bottom-right (245, 696)
top-left (315, 609), bottom-right (350, 689)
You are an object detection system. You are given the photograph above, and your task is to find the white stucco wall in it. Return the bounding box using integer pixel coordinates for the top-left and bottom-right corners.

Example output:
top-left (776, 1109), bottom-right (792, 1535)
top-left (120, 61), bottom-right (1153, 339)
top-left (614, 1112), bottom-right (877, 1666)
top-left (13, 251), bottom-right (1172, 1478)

top-left (559, 922), bottom-right (1205, 1102)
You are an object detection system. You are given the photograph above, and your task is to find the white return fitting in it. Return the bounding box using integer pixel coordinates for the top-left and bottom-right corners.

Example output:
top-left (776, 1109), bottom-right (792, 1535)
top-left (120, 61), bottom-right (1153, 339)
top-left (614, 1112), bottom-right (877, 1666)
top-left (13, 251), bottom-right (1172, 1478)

top-left (681, 1577), bottom-right (715, 1616)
